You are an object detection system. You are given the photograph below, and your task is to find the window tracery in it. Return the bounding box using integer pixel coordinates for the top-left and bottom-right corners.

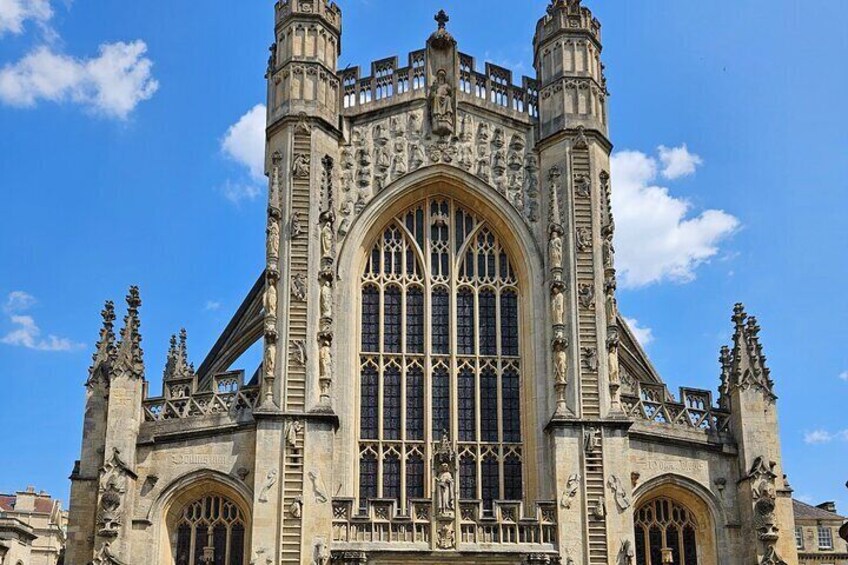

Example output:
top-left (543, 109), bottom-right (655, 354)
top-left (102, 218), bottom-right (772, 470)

top-left (173, 495), bottom-right (246, 565)
top-left (634, 497), bottom-right (700, 565)
top-left (358, 198), bottom-right (523, 514)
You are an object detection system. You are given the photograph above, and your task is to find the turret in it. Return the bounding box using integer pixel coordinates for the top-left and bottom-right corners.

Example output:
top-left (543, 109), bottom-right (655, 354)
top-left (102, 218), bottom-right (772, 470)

top-left (725, 304), bottom-right (798, 564)
top-left (268, 0), bottom-right (342, 131)
top-left (534, 0), bottom-right (607, 139)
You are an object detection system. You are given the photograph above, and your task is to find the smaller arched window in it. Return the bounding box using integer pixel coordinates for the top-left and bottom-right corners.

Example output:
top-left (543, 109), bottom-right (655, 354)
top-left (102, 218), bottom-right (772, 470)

top-left (174, 494), bottom-right (246, 565)
top-left (634, 497), bottom-right (700, 565)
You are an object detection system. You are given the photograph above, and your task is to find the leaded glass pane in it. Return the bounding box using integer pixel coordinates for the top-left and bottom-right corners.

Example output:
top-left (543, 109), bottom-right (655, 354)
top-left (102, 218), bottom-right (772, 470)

top-left (479, 289), bottom-right (497, 355)
top-left (359, 454), bottom-right (378, 511)
top-left (481, 368), bottom-right (499, 442)
top-left (481, 457), bottom-right (499, 510)
top-left (457, 288), bottom-right (475, 355)
top-left (384, 286), bottom-right (402, 353)
top-left (432, 366), bottom-right (450, 437)
top-left (503, 368), bottom-right (521, 443)
top-left (504, 454), bottom-right (522, 501)
top-left (406, 287), bottom-right (424, 353)
top-left (406, 366), bottom-right (424, 440)
top-left (432, 288), bottom-right (450, 354)
top-left (383, 366), bottom-right (401, 440)
top-left (460, 455), bottom-right (477, 500)
top-left (683, 526), bottom-right (699, 565)
top-left (501, 290), bottom-right (519, 356)
top-left (383, 455), bottom-right (400, 500)
top-left (406, 455), bottom-right (425, 501)
top-left (360, 366), bottom-right (378, 440)
top-left (362, 286), bottom-right (379, 352)
top-left (458, 366), bottom-right (476, 442)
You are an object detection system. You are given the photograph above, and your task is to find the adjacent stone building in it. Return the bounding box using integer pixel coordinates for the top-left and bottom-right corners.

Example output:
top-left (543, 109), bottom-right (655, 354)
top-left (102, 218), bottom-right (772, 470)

top-left (793, 501), bottom-right (848, 565)
top-left (65, 2), bottom-right (803, 564)
top-left (0, 487), bottom-right (67, 565)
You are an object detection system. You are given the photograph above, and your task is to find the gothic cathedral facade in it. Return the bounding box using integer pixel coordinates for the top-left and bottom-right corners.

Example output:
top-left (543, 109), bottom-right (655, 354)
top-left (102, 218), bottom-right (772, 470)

top-left (65, 2), bottom-right (800, 564)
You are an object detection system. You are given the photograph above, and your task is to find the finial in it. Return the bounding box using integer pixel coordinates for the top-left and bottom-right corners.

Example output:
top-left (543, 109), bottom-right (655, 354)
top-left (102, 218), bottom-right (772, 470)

top-left (719, 346), bottom-right (732, 369)
top-left (114, 286), bottom-right (144, 379)
top-left (435, 9), bottom-right (449, 30)
top-left (88, 300), bottom-right (117, 385)
top-left (732, 303), bottom-right (747, 327)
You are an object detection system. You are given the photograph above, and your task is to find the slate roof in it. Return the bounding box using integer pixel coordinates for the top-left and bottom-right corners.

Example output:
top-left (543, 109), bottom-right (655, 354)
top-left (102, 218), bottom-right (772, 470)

top-left (794, 499), bottom-right (847, 522)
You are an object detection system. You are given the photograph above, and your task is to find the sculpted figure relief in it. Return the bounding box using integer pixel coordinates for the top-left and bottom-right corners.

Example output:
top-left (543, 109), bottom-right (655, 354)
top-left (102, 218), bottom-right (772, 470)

top-left (430, 69), bottom-right (454, 136)
top-left (551, 283), bottom-right (565, 326)
top-left (549, 226), bottom-right (564, 272)
top-left (292, 153), bottom-right (311, 179)
top-left (320, 279), bottom-right (333, 320)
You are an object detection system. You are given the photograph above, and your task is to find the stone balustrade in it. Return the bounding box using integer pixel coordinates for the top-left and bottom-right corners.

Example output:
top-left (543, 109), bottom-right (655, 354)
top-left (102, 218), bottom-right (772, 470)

top-left (621, 381), bottom-right (731, 434)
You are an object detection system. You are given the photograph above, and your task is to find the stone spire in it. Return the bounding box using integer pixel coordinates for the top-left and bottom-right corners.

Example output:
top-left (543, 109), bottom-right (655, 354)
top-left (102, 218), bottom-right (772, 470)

top-left (728, 304), bottom-right (775, 401)
top-left (113, 287), bottom-right (144, 380)
top-left (87, 301), bottom-right (116, 387)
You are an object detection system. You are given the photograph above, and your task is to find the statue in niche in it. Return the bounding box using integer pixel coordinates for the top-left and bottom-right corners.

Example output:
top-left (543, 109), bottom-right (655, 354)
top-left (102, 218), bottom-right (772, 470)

top-left (264, 283), bottom-right (277, 322)
top-left (551, 282), bottom-right (565, 326)
top-left (292, 153), bottom-right (311, 179)
top-left (391, 150), bottom-right (407, 179)
top-left (390, 115), bottom-right (405, 138)
top-left (372, 122), bottom-right (388, 146)
top-left (320, 215), bottom-right (334, 261)
top-left (264, 341), bottom-right (276, 376)
top-left (493, 151), bottom-right (507, 176)
top-left (459, 143), bottom-right (473, 171)
top-left (320, 279), bottom-right (333, 320)
top-left (319, 341), bottom-right (332, 380)
top-left (476, 156), bottom-right (491, 181)
top-left (477, 121), bottom-right (490, 142)
top-left (374, 147), bottom-right (390, 190)
top-left (492, 128), bottom-right (505, 149)
top-left (429, 69), bottom-right (455, 136)
top-left (408, 112), bottom-right (422, 138)
top-left (409, 143), bottom-right (425, 170)
top-left (341, 146), bottom-right (355, 170)
top-left (266, 214), bottom-right (280, 253)
top-left (554, 344), bottom-right (568, 386)
top-left (549, 225), bottom-right (564, 271)
top-left (436, 463), bottom-right (455, 517)
top-left (603, 226), bottom-right (615, 269)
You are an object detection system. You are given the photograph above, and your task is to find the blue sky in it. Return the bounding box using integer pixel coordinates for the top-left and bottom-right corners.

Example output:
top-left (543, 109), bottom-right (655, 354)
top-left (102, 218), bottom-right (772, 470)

top-left (1, 0), bottom-right (846, 512)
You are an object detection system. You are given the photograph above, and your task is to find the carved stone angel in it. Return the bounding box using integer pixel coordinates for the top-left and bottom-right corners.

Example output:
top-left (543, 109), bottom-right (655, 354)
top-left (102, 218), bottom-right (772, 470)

top-left (292, 153), bottom-right (311, 179)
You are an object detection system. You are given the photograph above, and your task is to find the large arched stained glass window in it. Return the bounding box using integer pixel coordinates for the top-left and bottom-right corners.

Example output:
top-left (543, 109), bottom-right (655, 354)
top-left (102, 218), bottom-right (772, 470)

top-left (173, 495), bottom-right (246, 565)
top-left (358, 198), bottom-right (523, 514)
top-left (634, 498), bottom-right (700, 565)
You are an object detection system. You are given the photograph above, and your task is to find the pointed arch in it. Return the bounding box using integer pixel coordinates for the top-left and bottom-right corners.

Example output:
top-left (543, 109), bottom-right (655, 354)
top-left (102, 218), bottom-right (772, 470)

top-left (333, 165), bottom-right (550, 508)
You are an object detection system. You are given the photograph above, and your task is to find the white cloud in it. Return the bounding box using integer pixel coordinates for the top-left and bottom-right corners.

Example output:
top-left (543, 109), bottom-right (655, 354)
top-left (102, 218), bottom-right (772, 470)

top-left (204, 301), bottom-right (222, 312)
top-left (221, 104), bottom-right (266, 182)
top-left (4, 290), bottom-right (36, 313)
top-left (0, 0), bottom-right (52, 36)
top-left (804, 429), bottom-right (848, 445)
top-left (1, 291), bottom-right (83, 352)
top-left (611, 146), bottom-right (740, 288)
top-left (221, 180), bottom-right (261, 205)
top-left (839, 371), bottom-right (848, 382)
top-left (0, 41), bottom-right (159, 119)
top-left (658, 144), bottom-right (703, 180)
top-left (1, 314), bottom-right (83, 352)
top-left (623, 317), bottom-right (654, 347)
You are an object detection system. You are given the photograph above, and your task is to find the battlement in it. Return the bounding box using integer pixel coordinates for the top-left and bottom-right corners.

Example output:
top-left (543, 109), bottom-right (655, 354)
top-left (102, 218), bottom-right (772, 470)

top-left (275, 0), bottom-right (341, 31)
top-left (340, 50), bottom-right (539, 120)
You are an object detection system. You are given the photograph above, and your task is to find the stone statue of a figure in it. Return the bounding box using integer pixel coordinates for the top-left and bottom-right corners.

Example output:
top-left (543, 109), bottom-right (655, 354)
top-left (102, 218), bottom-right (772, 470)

top-left (436, 463), bottom-right (455, 516)
top-left (430, 69), bottom-right (454, 136)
